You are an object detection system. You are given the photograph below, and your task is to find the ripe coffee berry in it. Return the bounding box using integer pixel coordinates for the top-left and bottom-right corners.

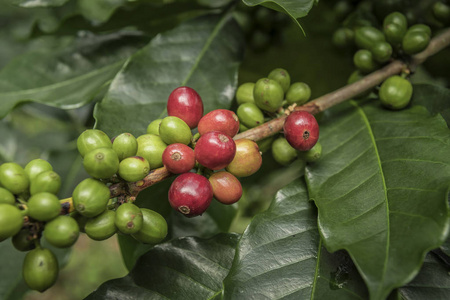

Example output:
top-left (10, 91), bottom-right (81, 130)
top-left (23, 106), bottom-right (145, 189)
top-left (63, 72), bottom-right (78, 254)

top-left (197, 109), bottom-right (240, 137)
top-left (209, 171), bottom-right (242, 205)
top-left (283, 111), bottom-right (319, 151)
top-left (194, 131), bottom-right (236, 170)
top-left (167, 86), bottom-right (204, 129)
top-left (162, 143), bottom-right (195, 174)
top-left (168, 173), bottom-right (213, 217)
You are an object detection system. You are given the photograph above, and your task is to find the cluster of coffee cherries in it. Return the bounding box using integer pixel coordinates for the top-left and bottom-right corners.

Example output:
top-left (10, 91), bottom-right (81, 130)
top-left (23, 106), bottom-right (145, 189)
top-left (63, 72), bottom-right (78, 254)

top-left (235, 68), bottom-right (322, 166)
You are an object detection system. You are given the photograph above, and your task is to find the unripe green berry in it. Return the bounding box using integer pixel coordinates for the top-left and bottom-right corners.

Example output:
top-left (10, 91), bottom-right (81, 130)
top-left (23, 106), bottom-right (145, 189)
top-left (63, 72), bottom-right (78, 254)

top-left (146, 119), bottom-right (163, 135)
top-left (83, 148), bottom-right (119, 179)
top-left (132, 208), bottom-right (167, 244)
top-left (271, 137), bottom-right (297, 166)
top-left (379, 75), bottom-right (413, 110)
top-left (237, 103), bottom-right (265, 128)
top-left (0, 204), bottom-right (23, 242)
top-left (30, 170), bottom-right (61, 196)
top-left (433, 2), bottom-right (450, 24)
top-left (118, 156), bottom-right (150, 182)
top-left (253, 78), bottom-right (284, 112)
top-left (332, 28), bottom-right (354, 48)
top-left (85, 210), bottom-right (117, 241)
top-left (159, 116), bottom-right (192, 145)
top-left (112, 133), bottom-right (137, 161)
top-left (371, 42), bottom-right (392, 63)
top-left (353, 49), bottom-right (378, 74)
top-left (354, 26), bottom-right (385, 50)
top-left (12, 228), bottom-right (35, 252)
top-left (408, 24), bottom-right (431, 36)
top-left (236, 83), bottom-right (255, 105)
top-left (402, 30), bottom-right (430, 55)
top-left (77, 129), bottom-right (112, 157)
top-left (268, 68), bottom-right (291, 93)
top-left (24, 159), bottom-right (53, 182)
top-left (136, 134), bottom-right (167, 170)
top-left (286, 82), bottom-right (311, 105)
top-left (72, 178), bottom-right (110, 217)
top-left (298, 142), bottom-right (322, 162)
top-left (44, 215), bottom-right (79, 248)
top-left (0, 162), bottom-right (29, 195)
top-left (22, 248), bottom-right (58, 292)
top-left (0, 187), bottom-right (15, 205)
top-left (384, 23), bottom-right (406, 46)
top-left (115, 203), bottom-right (143, 234)
top-left (27, 192), bottom-right (61, 222)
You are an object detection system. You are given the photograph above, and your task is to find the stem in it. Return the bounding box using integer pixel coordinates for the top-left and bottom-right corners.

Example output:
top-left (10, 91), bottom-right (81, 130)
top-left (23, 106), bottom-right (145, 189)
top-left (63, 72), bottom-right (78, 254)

top-left (58, 28), bottom-right (450, 211)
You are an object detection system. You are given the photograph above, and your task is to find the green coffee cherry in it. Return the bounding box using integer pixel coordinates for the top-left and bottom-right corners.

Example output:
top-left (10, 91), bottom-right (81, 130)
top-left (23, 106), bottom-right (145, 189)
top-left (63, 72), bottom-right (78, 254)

top-left (383, 12), bottom-right (408, 31)
top-left (332, 28), bottom-right (354, 48)
top-left (353, 49), bottom-right (378, 73)
top-left (85, 210), bottom-right (117, 241)
top-left (408, 24), bottom-right (431, 36)
top-left (83, 148), bottom-right (119, 179)
top-left (371, 42), bottom-right (392, 63)
top-left (286, 82), bottom-right (311, 105)
top-left (0, 187), bottom-right (15, 205)
top-left (112, 133), bottom-right (137, 161)
top-left (27, 192), bottom-right (61, 222)
top-left (23, 248), bottom-right (58, 292)
top-left (0, 204), bottom-right (23, 242)
top-left (253, 78), bottom-right (284, 112)
top-left (384, 23), bottom-right (406, 46)
top-left (237, 103), bottom-right (265, 128)
top-left (132, 208), bottom-right (167, 244)
top-left (298, 142), bottom-right (322, 162)
top-left (271, 137), bottom-right (297, 166)
top-left (433, 2), bottom-right (450, 24)
top-left (159, 116), bottom-right (192, 145)
top-left (355, 26), bottom-right (385, 50)
top-left (379, 75), bottom-right (413, 110)
top-left (44, 215), bottom-right (79, 248)
top-left (77, 129), bottom-right (112, 157)
top-left (115, 203), bottom-right (143, 234)
top-left (24, 159), bottom-right (53, 182)
top-left (30, 170), bottom-right (61, 196)
top-left (118, 156), bottom-right (150, 182)
top-left (402, 30), bottom-right (430, 55)
top-left (146, 119), bottom-right (163, 136)
top-left (236, 83), bottom-right (256, 105)
top-left (0, 162), bottom-right (29, 195)
top-left (12, 228), bottom-right (35, 252)
top-left (72, 178), bottom-right (110, 217)
top-left (136, 134), bottom-right (167, 169)
top-left (268, 68), bottom-right (291, 93)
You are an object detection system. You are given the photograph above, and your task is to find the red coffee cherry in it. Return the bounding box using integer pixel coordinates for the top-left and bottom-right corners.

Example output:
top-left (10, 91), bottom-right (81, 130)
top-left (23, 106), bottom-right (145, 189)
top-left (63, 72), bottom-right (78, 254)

top-left (168, 173), bottom-right (213, 217)
top-left (194, 131), bottom-right (236, 170)
top-left (167, 86), bottom-right (204, 129)
top-left (197, 109), bottom-right (240, 137)
top-left (283, 111), bottom-right (319, 151)
top-left (162, 143), bottom-right (195, 174)
top-left (209, 171), bottom-right (242, 205)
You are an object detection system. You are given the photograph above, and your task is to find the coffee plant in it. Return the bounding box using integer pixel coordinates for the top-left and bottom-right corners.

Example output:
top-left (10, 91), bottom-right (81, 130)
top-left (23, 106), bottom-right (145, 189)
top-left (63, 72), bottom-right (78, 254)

top-left (1, 0), bottom-right (450, 299)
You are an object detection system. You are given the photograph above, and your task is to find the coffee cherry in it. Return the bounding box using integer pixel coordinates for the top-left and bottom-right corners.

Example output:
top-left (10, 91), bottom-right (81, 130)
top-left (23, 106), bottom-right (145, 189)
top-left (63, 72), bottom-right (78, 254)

top-left (209, 171), bottom-right (242, 205)
top-left (12, 228), bottom-right (35, 252)
top-left (112, 133), bottom-right (137, 161)
top-left (162, 143), bottom-right (195, 174)
top-left (226, 139), bottom-right (262, 177)
top-left (383, 12), bottom-right (408, 31)
top-left (371, 42), bottom-right (392, 63)
top-left (355, 26), bottom-right (385, 50)
top-left (408, 24), bottom-right (431, 36)
top-left (85, 210), bottom-right (117, 241)
top-left (115, 203), bottom-right (143, 234)
top-left (72, 178), bottom-right (110, 217)
top-left (167, 86), bottom-right (204, 129)
top-left (195, 132), bottom-right (236, 170)
top-left (0, 162), bottom-right (29, 195)
top-left (286, 82), bottom-right (311, 105)
top-left (0, 187), bottom-right (15, 205)
top-left (271, 137), bottom-right (298, 166)
top-left (30, 170), bottom-right (61, 195)
top-left (268, 68), bottom-right (291, 93)
top-left (379, 75), bottom-right (413, 110)
top-left (353, 49), bottom-right (378, 73)
top-left (118, 156), bottom-right (150, 182)
top-left (159, 116), bottom-right (192, 146)
top-left (298, 142), bottom-right (322, 162)
top-left (77, 129), bottom-right (112, 157)
top-left (27, 192), bottom-right (61, 222)
top-left (283, 111), bottom-right (319, 151)
top-left (384, 23), bottom-right (406, 46)
top-left (132, 208), bottom-right (168, 244)
top-left (168, 173), bottom-right (213, 217)
top-left (83, 147), bottom-right (119, 179)
top-left (136, 134), bottom-right (167, 169)
top-left (332, 27), bottom-right (354, 48)
top-left (254, 78), bottom-right (284, 112)
top-left (236, 82), bottom-right (255, 105)
top-left (23, 248), bottom-right (58, 292)
top-left (237, 103), bottom-right (265, 128)
top-left (0, 204), bottom-right (23, 242)
top-left (24, 159), bottom-right (53, 181)
top-left (44, 215), bottom-right (79, 248)
top-left (146, 119), bottom-right (163, 135)
top-left (402, 30), bottom-right (430, 55)
top-left (198, 109), bottom-right (240, 137)
top-left (433, 2), bottom-right (450, 24)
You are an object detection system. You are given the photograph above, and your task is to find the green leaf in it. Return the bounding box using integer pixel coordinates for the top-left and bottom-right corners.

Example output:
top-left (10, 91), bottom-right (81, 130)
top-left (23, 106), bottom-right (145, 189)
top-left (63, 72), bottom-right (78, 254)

top-left (411, 84), bottom-right (450, 127)
top-left (85, 233), bottom-right (240, 299)
top-left (223, 178), bottom-right (369, 299)
top-left (305, 101), bottom-right (450, 300)
top-left (77, 0), bottom-right (127, 23)
top-left (12, 0), bottom-right (68, 7)
top-left (0, 31), bottom-right (147, 119)
top-left (94, 13), bottom-right (244, 137)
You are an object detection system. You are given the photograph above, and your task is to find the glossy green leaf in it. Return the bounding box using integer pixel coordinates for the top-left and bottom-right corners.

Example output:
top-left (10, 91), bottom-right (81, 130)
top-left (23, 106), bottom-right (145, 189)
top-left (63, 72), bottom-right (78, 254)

top-left (411, 84), bottom-right (450, 127)
top-left (12, 0), bottom-right (68, 7)
top-left (0, 31), bottom-right (147, 119)
top-left (223, 178), bottom-right (369, 299)
top-left (94, 13), bottom-right (244, 137)
top-left (305, 101), bottom-right (450, 300)
top-left (86, 233), bottom-right (239, 299)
